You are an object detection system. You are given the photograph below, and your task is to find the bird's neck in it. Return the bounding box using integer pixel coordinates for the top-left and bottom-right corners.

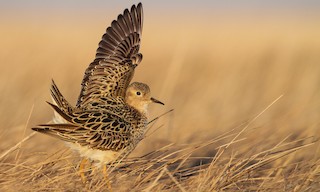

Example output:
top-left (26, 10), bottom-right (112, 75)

top-left (127, 101), bottom-right (149, 118)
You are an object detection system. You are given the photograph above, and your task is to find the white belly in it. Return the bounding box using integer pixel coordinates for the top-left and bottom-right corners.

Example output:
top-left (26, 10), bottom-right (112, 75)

top-left (66, 142), bottom-right (122, 165)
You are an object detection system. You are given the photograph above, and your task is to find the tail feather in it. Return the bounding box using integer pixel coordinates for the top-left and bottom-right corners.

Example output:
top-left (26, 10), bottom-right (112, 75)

top-left (32, 124), bottom-right (79, 142)
top-left (37, 123), bottom-right (78, 129)
top-left (32, 80), bottom-right (81, 143)
top-left (46, 101), bottom-right (73, 123)
top-left (49, 80), bottom-right (75, 124)
top-left (50, 79), bottom-right (73, 112)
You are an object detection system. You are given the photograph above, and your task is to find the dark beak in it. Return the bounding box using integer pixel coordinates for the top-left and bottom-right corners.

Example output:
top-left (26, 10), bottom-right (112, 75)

top-left (151, 97), bottom-right (164, 105)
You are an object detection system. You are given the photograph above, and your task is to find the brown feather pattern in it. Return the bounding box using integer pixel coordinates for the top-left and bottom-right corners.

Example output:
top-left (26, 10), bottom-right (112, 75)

top-left (77, 3), bottom-right (143, 107)
top-left (33, 81), bottom-right (147, 152)
top-left (32, 3), bottom-right (152, 163)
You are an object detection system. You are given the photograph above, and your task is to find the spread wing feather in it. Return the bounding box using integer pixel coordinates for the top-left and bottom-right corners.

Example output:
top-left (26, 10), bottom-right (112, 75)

top-left (32, 3), bottom-right (146, 153)
top-left (77, 3), bottom-right (143, 107)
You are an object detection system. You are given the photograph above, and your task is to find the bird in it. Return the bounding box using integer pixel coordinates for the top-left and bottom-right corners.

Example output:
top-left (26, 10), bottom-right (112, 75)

top-left (32, 3), bottom-right (164, 183)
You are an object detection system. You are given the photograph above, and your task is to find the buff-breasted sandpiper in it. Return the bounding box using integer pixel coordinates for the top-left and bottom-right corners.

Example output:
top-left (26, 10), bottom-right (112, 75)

top-left (32, 2), bottom-right (164, 182)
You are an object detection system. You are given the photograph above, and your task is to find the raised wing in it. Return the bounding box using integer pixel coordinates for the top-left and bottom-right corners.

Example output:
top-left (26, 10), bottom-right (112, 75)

top-left (77, 3), bottom-right (143, 107)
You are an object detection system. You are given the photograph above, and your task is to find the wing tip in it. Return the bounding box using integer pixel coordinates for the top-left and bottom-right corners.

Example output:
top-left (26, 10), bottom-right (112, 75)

top-left (31, 126), bottom-right (48, 132)
top-left (136, 2), bottom-right (143, 13)
top-left (31, 127), bottom-right (39, 131)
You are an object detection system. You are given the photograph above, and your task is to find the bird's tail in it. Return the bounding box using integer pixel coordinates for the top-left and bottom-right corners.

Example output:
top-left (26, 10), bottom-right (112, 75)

top-left (32, 80), bottom-right (77, 140)
top-left (50, 79), bottom-right (73, 123)
top-left (31, 123), bottom-right (78, 142)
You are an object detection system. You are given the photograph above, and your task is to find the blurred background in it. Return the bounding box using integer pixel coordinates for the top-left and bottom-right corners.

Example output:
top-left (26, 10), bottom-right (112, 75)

top-left (0, 1), bottom-right (320, 157)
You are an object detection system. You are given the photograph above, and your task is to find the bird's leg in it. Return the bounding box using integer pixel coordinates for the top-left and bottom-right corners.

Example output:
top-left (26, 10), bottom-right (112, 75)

top-left (103, 164), bottom-right (112, 191)
top-left (89, 161), bottom-right (95, 176)
top-left (79, 158), bottom-right (88, 183)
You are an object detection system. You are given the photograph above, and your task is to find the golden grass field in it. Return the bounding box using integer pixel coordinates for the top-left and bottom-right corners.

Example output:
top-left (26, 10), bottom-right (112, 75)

top-left (1, 6), bottom-right (320, 191)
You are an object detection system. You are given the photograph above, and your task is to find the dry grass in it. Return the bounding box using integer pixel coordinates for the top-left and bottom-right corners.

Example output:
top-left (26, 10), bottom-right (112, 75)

top-left (1, 11), bottom-right (320, 191)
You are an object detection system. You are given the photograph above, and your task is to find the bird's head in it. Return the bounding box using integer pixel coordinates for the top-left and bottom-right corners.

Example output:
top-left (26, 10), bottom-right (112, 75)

top-left (125, 82), bottom-right (164, 115)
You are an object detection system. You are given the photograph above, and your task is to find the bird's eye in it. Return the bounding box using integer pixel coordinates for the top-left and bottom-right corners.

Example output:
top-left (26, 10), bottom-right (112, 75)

top-left (136, 91), bottom-right (141, 96)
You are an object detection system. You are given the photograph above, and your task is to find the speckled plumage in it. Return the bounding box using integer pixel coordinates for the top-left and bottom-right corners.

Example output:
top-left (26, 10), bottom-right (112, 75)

top-left (32, 3), bottom-right (164, 166)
